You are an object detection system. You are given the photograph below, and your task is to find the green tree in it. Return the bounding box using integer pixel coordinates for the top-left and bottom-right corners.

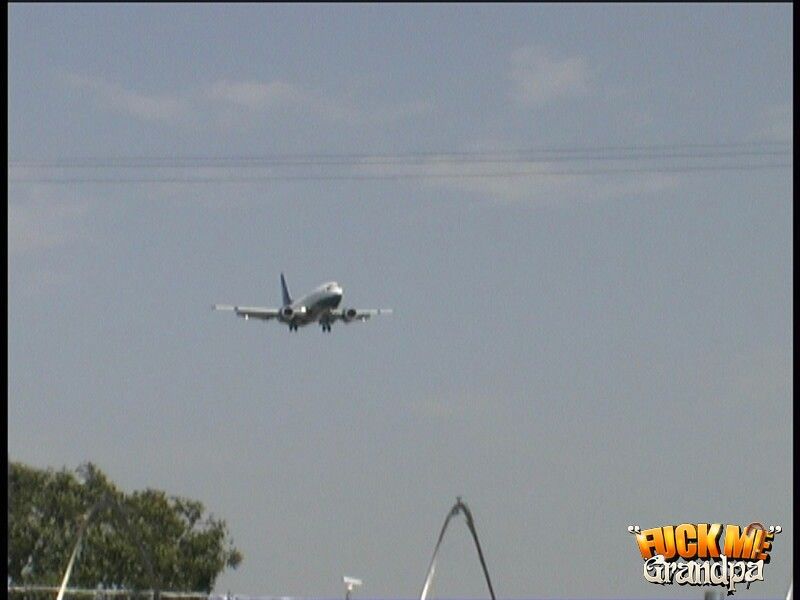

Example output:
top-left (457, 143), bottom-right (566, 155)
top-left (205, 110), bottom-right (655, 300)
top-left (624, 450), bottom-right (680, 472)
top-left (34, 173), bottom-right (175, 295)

top-left (8, 461), bottom-right (242, 593)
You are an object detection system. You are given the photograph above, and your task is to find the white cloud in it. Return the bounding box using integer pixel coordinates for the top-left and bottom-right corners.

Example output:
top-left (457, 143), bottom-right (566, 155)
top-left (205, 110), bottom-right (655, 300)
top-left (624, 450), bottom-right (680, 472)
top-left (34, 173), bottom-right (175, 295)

top-left (434, 168), bottom-right (677, 206)
top-left (354, 154), bottom-right (678, 206)
top-left (207, 80), bottom-right (304, 111)
top-left (8, 187), bottom-right (94, 294)
top-left (60, 71), bottom-right (433, 129)
top-left (11, 267), bottom-right (72, 294)
top-left (405, 391), bottom-right (497, 422)
top-left (207, 79), bottom-right (352, 123)
top-left (756, 103), bottom-right (792, 141)
top-left (9, 189), bottom-right (92, 256)
top-left (510, 46), bottom-right (591, 108)
top-left (63, 72), bottom-right (192, 123)
top-left (208, 79), bottom-right (433, 126)
top-left (368, 98), bottom-right (435, 124)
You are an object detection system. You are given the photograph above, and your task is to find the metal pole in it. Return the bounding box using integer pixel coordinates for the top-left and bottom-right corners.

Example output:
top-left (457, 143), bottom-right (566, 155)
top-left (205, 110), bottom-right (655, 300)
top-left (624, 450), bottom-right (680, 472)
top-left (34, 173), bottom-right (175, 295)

top-left (54, 494), bottom-right (161, 600)
top-left (419, 498), bottom-right (496, 600)
top-left (419, 504), bottom-right (459, 600)
top-left (56, 512), bottom-right (95, 600)
top-left (459, 500), bottom-right (497, 600)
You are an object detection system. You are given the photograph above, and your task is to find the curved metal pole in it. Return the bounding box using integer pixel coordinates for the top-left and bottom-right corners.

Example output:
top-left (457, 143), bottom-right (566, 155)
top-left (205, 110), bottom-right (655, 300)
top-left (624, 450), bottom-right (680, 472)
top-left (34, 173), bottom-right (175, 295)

top-left (55, 515), bottom-right (93, 600)
top-left (459, 500), bottom-right (497, 600)
top-left (419, 503), bottom-right (460, 600)
top-left (419, 498), bottom-right (496, 600)
top-left (55, 494), bottom-right (161, 600)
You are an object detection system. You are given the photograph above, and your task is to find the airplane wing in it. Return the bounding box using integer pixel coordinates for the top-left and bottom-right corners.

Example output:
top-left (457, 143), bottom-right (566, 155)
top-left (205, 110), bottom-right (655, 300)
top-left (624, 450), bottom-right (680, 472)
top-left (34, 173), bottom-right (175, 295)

top-left (328, 308), bottom-right (393, 323)
top-left (213, 305), bottom-right (281, 321)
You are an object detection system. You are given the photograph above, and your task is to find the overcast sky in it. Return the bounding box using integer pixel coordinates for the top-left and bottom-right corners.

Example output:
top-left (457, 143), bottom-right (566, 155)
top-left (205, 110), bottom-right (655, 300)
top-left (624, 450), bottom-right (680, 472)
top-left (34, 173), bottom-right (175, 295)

top-left (8, 4), bottom-right (792, 599)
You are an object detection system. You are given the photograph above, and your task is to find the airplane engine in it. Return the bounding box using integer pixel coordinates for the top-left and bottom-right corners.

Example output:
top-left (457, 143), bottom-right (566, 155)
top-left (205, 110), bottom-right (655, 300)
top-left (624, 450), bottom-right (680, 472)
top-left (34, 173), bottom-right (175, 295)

top-left (342, 308), bottom-right (358, 322)
top-left (281, 306), bottom-right (307, 321)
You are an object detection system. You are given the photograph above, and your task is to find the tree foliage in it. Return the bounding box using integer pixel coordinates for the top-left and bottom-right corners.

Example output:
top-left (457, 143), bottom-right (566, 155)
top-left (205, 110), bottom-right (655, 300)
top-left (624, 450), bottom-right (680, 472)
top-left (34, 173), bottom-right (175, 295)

top-left (8, 462), bottom-right (242, 592)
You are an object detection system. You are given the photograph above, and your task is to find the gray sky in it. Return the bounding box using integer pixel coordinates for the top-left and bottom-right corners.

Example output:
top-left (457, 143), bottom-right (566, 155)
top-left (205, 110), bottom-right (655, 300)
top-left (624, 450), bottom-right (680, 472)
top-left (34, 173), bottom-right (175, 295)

top-left (8, 4), bottom-right (792, 599)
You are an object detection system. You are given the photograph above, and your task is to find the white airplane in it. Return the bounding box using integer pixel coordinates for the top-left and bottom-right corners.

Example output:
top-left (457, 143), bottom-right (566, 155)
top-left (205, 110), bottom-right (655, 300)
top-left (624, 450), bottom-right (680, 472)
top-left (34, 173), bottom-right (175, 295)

top-left (214, 273), bottom-right (392, 333)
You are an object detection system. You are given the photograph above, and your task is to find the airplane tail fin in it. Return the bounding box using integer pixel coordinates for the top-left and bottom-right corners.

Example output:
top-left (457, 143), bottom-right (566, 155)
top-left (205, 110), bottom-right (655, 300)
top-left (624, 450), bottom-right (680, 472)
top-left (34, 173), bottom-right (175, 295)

top-left (280, 273), bottom-right (292, 306)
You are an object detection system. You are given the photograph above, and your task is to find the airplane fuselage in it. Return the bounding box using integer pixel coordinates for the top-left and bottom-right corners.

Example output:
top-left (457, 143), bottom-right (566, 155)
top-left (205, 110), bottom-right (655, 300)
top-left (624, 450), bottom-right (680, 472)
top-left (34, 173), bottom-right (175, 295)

top-left (282, 281), bottom-right (343, 327)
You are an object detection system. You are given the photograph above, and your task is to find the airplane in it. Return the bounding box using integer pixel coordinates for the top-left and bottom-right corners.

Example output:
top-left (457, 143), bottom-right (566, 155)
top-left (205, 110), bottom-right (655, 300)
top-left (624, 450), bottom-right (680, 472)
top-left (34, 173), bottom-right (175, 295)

top-left (213, 273), bottom-right (392, 333)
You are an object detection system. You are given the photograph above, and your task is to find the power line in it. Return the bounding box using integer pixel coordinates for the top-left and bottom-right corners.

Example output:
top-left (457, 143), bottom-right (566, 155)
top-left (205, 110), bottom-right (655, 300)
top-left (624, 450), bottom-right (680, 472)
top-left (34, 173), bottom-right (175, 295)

top-left (9, 142), bottom-right (792, 168)
top-left (8, 139), bottom-right (792, 166)
top-left (7, 150), bottom-right (792, 168)
top-left (8, 162), bottom-right (792, 184)
top-left (8, 140), bottom-right (791, 184)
